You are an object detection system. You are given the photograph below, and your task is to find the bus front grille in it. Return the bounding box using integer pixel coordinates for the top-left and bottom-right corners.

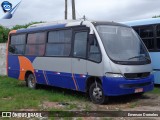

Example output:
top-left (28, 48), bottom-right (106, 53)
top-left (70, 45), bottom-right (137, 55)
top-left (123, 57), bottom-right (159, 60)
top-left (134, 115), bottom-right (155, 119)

top-left (124, 72), bottom-right (150, 79)
top-left (121, 82), bottom-right (152, 88)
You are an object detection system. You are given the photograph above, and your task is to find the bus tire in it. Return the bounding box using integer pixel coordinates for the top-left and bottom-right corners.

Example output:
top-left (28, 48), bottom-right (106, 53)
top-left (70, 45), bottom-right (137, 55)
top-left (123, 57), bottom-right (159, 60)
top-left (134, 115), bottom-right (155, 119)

top-left (89, 82), bottom-right (108, 104)
top-left (27, 74), bottom-right (36, 89)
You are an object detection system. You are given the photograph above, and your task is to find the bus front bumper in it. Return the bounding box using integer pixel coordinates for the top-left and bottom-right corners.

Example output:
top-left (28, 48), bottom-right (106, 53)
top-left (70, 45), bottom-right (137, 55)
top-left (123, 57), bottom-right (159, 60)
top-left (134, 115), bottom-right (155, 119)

top-left (102, 75), bottom-right (154, 96)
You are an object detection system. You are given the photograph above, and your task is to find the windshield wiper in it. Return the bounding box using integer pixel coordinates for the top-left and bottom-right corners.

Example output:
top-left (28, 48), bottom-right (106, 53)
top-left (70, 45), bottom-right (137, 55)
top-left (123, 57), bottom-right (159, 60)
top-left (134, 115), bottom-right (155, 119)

top-left (128, 55), bottom-right (150, 60)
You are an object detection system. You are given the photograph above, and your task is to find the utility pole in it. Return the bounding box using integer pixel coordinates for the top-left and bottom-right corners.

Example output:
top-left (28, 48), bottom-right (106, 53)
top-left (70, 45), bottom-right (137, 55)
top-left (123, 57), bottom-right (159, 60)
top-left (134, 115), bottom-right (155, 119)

top-left (65, 0), bottom-right (67, 19)
top-left (72, 0), bottom-right (76, 20)
top-left (83, 15), bottom-right (86, 21)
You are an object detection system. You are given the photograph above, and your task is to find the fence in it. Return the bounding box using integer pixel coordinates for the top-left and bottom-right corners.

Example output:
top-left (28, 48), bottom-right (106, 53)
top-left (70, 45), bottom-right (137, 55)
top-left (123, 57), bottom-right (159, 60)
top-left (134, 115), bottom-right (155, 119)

top-left (0, 43), bottom-right (6, 75)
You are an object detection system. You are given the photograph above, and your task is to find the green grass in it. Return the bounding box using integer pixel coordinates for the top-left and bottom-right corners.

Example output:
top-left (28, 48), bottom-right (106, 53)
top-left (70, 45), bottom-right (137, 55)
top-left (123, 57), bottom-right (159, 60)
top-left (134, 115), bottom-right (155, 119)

top-left (0, 76), bottom-right (87, 111)
top-left (0, 76), bottom-right (160, 112)
top-left (148, 87), bottom-right (160, 94)
top-left (129, 102), bottom-right (138, 108)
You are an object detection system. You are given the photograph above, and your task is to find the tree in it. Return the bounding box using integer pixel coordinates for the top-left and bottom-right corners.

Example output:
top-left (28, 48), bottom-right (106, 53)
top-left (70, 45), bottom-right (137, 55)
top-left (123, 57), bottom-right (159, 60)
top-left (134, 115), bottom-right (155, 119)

top-left (11, 21), bottom-right (44, 30)
top-left (0, 21), bottom-right (44, 43)
top-left (0, 25), bottom-right (10, 43)
top-left (152, 15), bottom-right (160, 18)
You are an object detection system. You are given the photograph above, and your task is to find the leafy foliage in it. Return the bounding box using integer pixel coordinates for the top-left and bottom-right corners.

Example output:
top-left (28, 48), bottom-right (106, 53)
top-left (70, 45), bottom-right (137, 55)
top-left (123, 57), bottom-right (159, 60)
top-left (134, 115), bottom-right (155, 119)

top-left (0, 21), bottom-right (44, 43)
top-left (0, 26), bottom-right (10, 43)
top-left (11, 21), bottom-right (44, 30)
top-left (152, 15), bottom-right (160, 18)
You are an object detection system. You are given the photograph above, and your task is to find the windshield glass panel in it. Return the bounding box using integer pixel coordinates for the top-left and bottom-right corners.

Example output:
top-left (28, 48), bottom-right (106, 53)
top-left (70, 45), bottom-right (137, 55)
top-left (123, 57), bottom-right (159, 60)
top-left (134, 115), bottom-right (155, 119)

top-left (96, 25), bottom-right (150, 63)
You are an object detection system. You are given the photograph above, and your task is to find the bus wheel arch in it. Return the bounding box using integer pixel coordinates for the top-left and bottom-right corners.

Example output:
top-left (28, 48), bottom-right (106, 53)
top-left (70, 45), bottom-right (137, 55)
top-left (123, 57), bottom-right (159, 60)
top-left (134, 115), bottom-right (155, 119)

top-left (25, 71), bottom-right (37, 89)
top-left (86, 76), bottom-right (102, 92)
top-left (86, 76), bottom-right (108, 104)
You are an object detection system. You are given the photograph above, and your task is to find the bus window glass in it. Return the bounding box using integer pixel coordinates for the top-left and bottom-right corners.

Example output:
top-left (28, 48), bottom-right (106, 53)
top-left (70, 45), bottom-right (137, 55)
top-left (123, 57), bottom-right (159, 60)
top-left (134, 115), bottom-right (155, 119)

top-left (140, 26), bottom-right (153, 38)
top-left (11, 34), bottom-right (26, 44)
top-left (133, 27), bottom-right (140, 35)
top-left (73, 32), bottom-right (88, 58)
top-left (157, 25), bottom-right (160, 37)
top-left (46, 44), bottom-right (71, 56)
top-left (97, 25), bottom-right (150, 63)
top-left (27, 32), bottom-right (46, 44)
top-left (143, 38), bottom-right (154, 50)
top-left (48, 30), bottom-right (72, 43)
top-left (9, 45), bottom-right (25, 54)
top-left (88, 36), bottom-right (101, 62)
top-left (46, 30), bottom-right (72, 56)
top-left (25, 32), bottom-right (46, 56)
top-left (25, 44), bottom-right (45, 56)
top-left (9, 34), bottom-right (26, 54)
top-left (157, 38), bottom-right (160, 49)
top-left (156, 25), bottom-right (160, 49)
top-left (138, 26), bottom-right (154, 50)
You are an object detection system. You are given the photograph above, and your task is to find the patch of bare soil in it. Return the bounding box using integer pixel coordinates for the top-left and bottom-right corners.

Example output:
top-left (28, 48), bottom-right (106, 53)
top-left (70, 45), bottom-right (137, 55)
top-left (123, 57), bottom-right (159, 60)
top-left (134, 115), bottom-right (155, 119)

top-left (2, 97), bottom-right (12, 100)
top-left (41, 94), bottom-right (160, 111)
top-left (125, 94), bottom-right (160, 111)
top-left (19, 109), bottom-right (38, 111)
top-left (41, 101), bottom-right (69, 110)
top-left (41, 94), bottom-right (160, 119)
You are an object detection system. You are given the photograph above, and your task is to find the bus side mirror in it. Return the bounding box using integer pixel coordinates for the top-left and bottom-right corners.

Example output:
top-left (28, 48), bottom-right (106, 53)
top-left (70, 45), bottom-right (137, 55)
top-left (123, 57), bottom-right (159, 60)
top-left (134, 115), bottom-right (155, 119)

top-left (89, 34), bottom-right (94, 45)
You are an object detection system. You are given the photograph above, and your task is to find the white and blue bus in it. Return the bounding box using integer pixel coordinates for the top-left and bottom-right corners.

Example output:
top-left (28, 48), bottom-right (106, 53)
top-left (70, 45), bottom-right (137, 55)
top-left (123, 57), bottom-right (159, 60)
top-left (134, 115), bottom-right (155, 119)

top-left (122, 18), bottom-right (160, 84)
top-left (7, 20), bottom-right (154, 104)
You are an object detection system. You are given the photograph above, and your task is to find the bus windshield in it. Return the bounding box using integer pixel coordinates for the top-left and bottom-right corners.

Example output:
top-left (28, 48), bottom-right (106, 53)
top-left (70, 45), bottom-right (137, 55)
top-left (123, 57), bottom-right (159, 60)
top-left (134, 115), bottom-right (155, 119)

top-left (96, 25), bottom-right (151, 64)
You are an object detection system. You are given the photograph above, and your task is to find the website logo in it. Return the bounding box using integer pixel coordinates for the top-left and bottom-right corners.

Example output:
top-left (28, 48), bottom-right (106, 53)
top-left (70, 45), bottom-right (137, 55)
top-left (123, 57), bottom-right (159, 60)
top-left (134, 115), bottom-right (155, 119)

top-left (1, 1), bottom-right (12, 13)
top-left (0, 0), bottom-right (22, 19)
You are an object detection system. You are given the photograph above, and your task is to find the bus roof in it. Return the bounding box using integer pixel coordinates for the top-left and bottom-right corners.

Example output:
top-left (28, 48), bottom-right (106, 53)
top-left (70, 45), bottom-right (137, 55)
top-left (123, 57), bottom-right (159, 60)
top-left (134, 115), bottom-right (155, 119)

top-left (15, 20), bottom-right (130, 34)
top-left (121, 18), bottom-right (160, 27)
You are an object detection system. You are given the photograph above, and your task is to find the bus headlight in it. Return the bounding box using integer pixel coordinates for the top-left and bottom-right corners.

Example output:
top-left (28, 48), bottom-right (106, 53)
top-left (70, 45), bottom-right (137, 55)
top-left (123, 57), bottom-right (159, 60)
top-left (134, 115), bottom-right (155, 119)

top-left (105, 72), bottom-right (123, 78)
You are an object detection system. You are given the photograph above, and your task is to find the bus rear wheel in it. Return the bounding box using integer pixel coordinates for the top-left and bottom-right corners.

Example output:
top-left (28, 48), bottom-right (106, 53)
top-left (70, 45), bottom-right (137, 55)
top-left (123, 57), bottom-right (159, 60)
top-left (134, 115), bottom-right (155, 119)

top-left (27, 74), bottom-right (36, 89)
top-left (89, 82), bottom-right (108, 104)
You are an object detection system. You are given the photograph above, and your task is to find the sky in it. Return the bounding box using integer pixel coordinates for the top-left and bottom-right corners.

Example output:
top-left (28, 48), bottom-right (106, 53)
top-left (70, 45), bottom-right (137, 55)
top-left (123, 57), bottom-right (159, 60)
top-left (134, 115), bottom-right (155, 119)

top-left (0, 0), bottom-right (160, 27)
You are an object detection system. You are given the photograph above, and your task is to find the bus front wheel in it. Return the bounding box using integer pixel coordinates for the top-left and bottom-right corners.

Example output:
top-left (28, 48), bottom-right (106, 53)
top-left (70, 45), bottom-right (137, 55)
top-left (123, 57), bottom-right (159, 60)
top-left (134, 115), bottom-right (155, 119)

top-left (27, 74), bottom-right (37, 89)
top-left (89, 82), bottom-right (108, 104)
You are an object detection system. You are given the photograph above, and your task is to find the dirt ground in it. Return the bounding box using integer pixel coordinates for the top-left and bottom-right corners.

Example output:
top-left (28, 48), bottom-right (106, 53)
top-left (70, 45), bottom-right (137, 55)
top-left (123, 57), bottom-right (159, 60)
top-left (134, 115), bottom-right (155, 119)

top-left (42, 93), bottom-right (160, 111)
top-left (41, 93), bottom-right (160, 120)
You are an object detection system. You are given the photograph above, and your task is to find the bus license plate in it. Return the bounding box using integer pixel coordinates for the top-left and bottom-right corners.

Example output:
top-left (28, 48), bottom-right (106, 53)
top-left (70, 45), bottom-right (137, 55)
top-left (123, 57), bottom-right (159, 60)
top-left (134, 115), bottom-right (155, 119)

top-left (135, 88), bottom-right (143, 93)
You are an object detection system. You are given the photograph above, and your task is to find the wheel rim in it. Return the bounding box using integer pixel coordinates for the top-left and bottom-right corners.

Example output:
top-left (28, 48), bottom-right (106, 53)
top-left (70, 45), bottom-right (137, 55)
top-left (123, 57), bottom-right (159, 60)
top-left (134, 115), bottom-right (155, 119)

top-left (28, 75), bottom-right (35, 88)
top-left (92, 87), bottom-right (103, 100)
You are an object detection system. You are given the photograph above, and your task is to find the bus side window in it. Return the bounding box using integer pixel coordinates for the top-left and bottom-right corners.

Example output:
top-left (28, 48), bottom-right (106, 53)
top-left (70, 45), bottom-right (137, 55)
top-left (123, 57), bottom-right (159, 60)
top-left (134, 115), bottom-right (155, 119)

top-left (156, 25), bottom-right (160, 49)
top-left (139, 26), bottom-right (154, 50)
top-left (45, 30), bottom-right (72, 56)
top-left (88, 34), bottom-right (101, 62)
top-left (73, 31), bottom-right (88, 58)
top-left (25, 32), bottom-right (46, 56)
top-left (9, 34), bottom-right (26, 55)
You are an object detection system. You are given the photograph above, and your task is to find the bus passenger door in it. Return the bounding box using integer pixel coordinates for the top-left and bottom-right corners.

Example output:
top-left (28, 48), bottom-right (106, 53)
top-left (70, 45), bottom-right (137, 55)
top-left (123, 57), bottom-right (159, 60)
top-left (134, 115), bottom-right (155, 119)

top-left (71, 30), bottom-right (88, 91)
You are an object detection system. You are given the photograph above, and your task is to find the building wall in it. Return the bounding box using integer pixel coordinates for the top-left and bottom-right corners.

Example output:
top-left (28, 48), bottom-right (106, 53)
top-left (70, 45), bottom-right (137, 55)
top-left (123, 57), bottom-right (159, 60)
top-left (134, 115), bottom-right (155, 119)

top-left (0, 43), bottom-right (7, 75)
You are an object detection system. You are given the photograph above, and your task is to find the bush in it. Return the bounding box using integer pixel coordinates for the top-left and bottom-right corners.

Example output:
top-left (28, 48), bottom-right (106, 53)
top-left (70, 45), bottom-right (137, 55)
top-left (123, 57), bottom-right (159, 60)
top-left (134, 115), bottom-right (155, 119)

top-left (0, 22), bottom-right (44, 43)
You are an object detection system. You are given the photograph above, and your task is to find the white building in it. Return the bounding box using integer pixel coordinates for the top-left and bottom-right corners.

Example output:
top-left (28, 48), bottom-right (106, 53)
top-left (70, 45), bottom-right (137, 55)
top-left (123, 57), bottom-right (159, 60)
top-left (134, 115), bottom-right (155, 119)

top-left (0, 43), bottom-right (6, 75)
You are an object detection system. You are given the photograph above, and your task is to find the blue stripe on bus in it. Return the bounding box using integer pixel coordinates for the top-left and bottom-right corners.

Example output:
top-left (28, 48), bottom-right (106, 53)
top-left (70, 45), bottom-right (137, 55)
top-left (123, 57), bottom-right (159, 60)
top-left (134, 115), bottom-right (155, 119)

top-left (8, 55), bottom-right (20, 79)
top-left (24, 56), bottom-right (36, 63)
top-left (34, 70), bottom-right (47, 85)
top-left (34, 69), bottom-right (154, 96)
top-left (34, 70), bottom-right (87, 92)
top-left (16, 24), bottom-right (66, 33)
top-left (8, 55), bottom-right (154, 95)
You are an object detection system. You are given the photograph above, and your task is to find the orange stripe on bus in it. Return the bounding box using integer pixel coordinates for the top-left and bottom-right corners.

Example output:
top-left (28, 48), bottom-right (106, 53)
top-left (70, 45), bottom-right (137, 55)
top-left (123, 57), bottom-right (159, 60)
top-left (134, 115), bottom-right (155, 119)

top-left (18, 56), bottom-right (34, 80)
top-left (72, 73), bottom-right (78, 91)
top-left (43, 71), bottom-right (49, 85)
